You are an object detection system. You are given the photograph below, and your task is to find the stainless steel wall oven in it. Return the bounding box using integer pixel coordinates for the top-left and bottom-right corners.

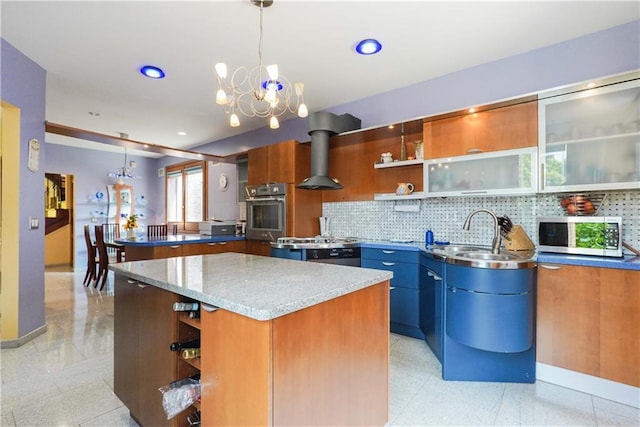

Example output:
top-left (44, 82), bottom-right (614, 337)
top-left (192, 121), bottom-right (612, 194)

top-left (245, 183), bottom-right (287, 241)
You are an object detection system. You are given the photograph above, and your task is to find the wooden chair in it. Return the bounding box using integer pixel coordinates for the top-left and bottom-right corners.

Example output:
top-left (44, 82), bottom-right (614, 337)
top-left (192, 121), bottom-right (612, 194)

top-left (83, 224), bottom-right (98, 286)
top-left (94, 225), bottom-right (119, 290)
top-left (102, 222), bottom-right (125, 261)
top-left (147, 224), bottom-right (168, 238)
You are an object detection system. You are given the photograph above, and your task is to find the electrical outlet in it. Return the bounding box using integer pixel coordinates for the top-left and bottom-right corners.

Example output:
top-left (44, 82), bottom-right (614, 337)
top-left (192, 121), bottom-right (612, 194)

top-left (29, 217), bottom-right (39, 229)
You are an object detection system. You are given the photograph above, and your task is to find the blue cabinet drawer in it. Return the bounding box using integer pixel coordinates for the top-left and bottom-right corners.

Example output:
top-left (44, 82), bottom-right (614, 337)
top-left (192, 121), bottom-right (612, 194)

top-left (390, 287), bottom-right (419, 327)
top-left (362, 247), bottom-right (420, 263)
top-left (362, 259), bottom-right (419, 289)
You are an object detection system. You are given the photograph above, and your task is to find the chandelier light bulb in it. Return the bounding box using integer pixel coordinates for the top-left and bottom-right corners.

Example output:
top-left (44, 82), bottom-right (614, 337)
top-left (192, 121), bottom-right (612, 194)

top-left (294, 82), bottom-right (304, 96)
top-left (215, 63), bottom-right (228, 79)
top-left (216, 89), bottom-right (228, 105)
top-left (266, 64), bottom-right (279, 80)
top-left (230, 113), bottom-right (240, 127)
top-left (270, 116), bottom-right (280, 129)
top-left (265, 87), bottom-right (277, 104)
top-left (298, 103), bottom-right (308, 118)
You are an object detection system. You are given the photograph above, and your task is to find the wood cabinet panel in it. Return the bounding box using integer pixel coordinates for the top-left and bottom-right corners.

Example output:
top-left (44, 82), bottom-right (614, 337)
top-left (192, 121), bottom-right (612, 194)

top-left (181, 240), bottom-right (246, 256)
top-left (537, 264), bottom-right (640, 387)
top-left (114, 276), bottom-right (178, 426)
top-left (287, 184), bottom-right (323, 237)
top-left (599, 269), bottom-right (640, 386)
top-left (247, 145), bottom-right (269, 185)
top-left (248, 139), bottom-right (302, 185)
top-left (201, 309), bottom-right (273, 427)
top-left (423, 101), bottom-right (537, 158)
top-left (245, 239), bottom-right (272, 256)
top-left (272, 282), bottom-right (389, 426)
top-left (323, 120), bottom-right (423, 202)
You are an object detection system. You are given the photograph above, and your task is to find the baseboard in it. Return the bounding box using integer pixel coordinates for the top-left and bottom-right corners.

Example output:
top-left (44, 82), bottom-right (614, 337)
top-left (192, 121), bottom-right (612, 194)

top-left (536, 362), bottom-right (640, 408)
top-left (0, 324), bottom-right (47, 348)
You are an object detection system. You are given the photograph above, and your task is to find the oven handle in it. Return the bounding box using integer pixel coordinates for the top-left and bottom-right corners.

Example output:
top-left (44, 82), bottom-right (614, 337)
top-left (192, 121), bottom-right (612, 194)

top-left (246, 197), bottom-right (286, 202)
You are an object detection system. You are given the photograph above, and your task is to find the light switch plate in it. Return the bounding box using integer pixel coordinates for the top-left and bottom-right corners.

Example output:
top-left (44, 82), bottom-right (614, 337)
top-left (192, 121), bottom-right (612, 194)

top-left (29, 217), bottom-right (39, 229)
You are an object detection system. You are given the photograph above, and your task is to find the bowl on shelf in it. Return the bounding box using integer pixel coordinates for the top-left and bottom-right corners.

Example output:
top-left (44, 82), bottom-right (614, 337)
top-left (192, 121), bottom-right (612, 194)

top-left (558, 193), bottom-right (605, 216)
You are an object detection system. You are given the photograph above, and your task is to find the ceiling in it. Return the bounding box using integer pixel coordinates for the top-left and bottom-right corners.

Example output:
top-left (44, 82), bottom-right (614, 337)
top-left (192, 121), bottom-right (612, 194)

top-left (2, 1), bottom-right (638, 157)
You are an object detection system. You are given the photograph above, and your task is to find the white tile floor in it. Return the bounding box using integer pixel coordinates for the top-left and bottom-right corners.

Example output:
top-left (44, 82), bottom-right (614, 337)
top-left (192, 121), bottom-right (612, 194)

top-left (1, 269), bottom-right (639, 426)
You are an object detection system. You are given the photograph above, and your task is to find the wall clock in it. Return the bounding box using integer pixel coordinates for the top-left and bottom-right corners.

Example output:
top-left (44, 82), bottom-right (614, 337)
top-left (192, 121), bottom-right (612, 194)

top-left (218, 173), bottom-right (229, 191)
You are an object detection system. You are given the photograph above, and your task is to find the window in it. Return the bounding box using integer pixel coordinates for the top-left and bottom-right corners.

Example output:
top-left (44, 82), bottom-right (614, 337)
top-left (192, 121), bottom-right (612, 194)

top-left (166, 161), bottom-right (206, 231)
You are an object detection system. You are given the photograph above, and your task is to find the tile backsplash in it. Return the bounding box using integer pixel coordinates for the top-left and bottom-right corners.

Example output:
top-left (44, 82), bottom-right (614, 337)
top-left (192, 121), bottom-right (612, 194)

top-left (323, 190), bottom-right (640, 255)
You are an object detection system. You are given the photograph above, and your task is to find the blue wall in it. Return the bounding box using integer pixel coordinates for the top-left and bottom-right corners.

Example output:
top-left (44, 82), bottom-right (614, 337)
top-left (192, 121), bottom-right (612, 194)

top-left (45, 144), bottom-right (163, 269)
top-left (1, 39), bottom-right (47, 338)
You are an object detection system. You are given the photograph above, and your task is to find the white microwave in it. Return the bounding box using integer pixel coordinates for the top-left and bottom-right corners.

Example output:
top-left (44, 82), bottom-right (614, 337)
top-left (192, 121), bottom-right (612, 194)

top-left (537, 216), bottom-right (623, 257)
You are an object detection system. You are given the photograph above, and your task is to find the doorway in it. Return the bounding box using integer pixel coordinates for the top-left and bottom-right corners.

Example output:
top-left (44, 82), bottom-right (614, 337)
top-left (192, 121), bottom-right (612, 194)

top-left (44, 173), bottom-right (75, 269)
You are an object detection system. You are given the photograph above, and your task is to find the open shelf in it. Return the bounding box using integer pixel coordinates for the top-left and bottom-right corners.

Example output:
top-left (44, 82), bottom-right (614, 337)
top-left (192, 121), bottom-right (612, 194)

top-left (374, 192), bottom-right (426, 201)
top-left (374, 158), bottom-right (423, 169)
top-left (179, 312), bottom-right (201, 330)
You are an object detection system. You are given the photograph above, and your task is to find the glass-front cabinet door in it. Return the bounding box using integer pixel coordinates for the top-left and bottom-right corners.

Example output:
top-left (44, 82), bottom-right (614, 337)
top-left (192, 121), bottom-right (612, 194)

top-left (538, 78), bottom-right (640, 193)
top-left (423, 147), bottom-right (537, 197)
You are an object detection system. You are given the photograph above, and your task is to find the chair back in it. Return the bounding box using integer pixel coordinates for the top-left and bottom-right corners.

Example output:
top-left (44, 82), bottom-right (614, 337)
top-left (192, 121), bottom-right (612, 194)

top-left (147, 224), bottom-right (168, 238)
top-left (102, 223), bottom-right (120, 257)
top-left (94, 225), bottom-right (109, 264)
top-left (84, 224), bottom-right (96, 259)
top-left (102, 223), bottom-right (120, 240)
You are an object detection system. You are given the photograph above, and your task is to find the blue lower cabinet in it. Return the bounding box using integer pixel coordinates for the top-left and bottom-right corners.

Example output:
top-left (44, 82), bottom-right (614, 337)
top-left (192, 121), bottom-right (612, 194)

top-left (442, 263), bottom-right (537, 383)
top-left (362, 246), bottom-right (423, 339)
top-left (419, 254), bottom-right (445, 362)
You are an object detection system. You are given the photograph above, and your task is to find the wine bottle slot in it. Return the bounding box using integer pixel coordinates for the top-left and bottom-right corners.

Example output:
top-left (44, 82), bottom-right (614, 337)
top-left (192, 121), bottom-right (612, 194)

top-left (169, 338), bottom-right (201, 352)
top-left (181, 348), bottom-right (201, 359)
top-left (173, 302), bottom-right (199, 311)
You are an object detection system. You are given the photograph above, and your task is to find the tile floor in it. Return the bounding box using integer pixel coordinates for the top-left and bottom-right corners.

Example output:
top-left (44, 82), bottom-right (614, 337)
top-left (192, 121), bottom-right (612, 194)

top-left (1, 268), bottom-right (639, 426)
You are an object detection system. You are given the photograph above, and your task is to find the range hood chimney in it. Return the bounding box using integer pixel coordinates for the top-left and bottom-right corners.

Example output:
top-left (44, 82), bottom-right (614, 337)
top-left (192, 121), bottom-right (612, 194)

top-left (297, 112), bottom-right (361, 190)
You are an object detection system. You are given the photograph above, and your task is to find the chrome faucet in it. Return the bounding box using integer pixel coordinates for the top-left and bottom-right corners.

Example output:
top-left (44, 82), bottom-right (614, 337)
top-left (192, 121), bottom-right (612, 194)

top-left (463, 209), bottom-right (501, 254)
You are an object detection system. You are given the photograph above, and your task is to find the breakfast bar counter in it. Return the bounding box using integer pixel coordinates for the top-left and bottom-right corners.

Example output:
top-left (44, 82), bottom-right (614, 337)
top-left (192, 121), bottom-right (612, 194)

top-left (109, 253), bottom-right (392, 426)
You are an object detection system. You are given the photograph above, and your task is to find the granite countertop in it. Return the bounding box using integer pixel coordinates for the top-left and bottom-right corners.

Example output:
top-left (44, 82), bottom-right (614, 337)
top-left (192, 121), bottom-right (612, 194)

top-left (109, 252), bottom-right (393, 321)
top-left (114, 234), bottom-right (245, 246)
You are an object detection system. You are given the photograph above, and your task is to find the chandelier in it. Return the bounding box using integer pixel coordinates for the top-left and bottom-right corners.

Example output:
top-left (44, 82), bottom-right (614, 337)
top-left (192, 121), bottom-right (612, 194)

top-left (214, 0), bottom-right (308, 129)
top-left (108, 143), bottom-right (137, 183)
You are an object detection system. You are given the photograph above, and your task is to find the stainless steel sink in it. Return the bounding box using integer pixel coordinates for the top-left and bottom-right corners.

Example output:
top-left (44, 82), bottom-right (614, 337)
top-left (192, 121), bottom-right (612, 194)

top-left (428, 244), bottom-right (536, 269)
top-left (455, 252), bottom-right (522, 261)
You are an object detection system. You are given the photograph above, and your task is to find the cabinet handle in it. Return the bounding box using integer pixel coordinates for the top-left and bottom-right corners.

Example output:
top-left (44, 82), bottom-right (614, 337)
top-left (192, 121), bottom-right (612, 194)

top-left (218, 241), bottom-right (228, 245)
top-left (467, 148), bottom-right (483, 154)
top-left (382, 250), bottom-right (395, 254)
top-left (169, 245), bottom-right (180, 249)
top-left (539, 264), bottom-right (561, 270)
top-left (382, 261), bottom-right (395, 266)
top-left (427, 271), bottom-right (443, 281)
top-left (540, 163), bottom-right (545, 191)
top-left (461, 190), bottom-right (488, 194)
top-left (390, 286), bottom-right (396, 291)
top-left (127, 279), bottom-right (137, 284)
top-left (201, 303), bottom-right (218, 312)
top-left (137, 284), bottom-right (148, 288)
top-left (207, 242), bottom-right (217, 246)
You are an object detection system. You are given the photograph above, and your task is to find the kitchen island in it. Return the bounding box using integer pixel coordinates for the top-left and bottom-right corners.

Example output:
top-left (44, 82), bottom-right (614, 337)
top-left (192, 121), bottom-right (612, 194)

top-left (109, 253), bottom-right (392, 426)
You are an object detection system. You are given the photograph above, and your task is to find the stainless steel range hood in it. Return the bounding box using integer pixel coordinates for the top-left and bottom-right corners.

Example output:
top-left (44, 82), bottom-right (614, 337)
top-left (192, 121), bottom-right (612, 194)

top-left (297, 112), bottom-right (361, 190)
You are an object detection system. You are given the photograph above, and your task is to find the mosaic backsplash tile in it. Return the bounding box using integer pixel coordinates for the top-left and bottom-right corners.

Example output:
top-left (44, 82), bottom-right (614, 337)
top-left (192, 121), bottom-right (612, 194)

top-left (323, 190), bottom-right (640, 256)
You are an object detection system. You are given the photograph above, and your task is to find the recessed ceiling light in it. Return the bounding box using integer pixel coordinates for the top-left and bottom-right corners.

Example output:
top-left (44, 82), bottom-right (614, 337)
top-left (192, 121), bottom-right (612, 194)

top-left (140, 65), bottom-right (165, 79)
top-left (355, 39), bottom-right (382, 55)
top-left (88, 111), bottom-right (101, 116)
top-left (177, 131), bottom-right (187, 136)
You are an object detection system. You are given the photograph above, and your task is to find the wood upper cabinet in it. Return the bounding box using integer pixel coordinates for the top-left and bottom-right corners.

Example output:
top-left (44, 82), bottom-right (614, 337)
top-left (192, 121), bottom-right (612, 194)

top-left (537, 264), bottom-right (640, 387)
top-left (423, 101), bottom-right (538, 158)
top-left (248, 139), bottom-right (302, 185)
top-left (323, 120), bottom-right (424, 202)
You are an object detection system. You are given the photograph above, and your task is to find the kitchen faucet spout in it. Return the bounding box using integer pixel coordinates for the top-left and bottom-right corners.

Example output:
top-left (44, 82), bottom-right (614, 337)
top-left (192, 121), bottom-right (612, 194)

top-left (463, 209), bottom-right (501, 254)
